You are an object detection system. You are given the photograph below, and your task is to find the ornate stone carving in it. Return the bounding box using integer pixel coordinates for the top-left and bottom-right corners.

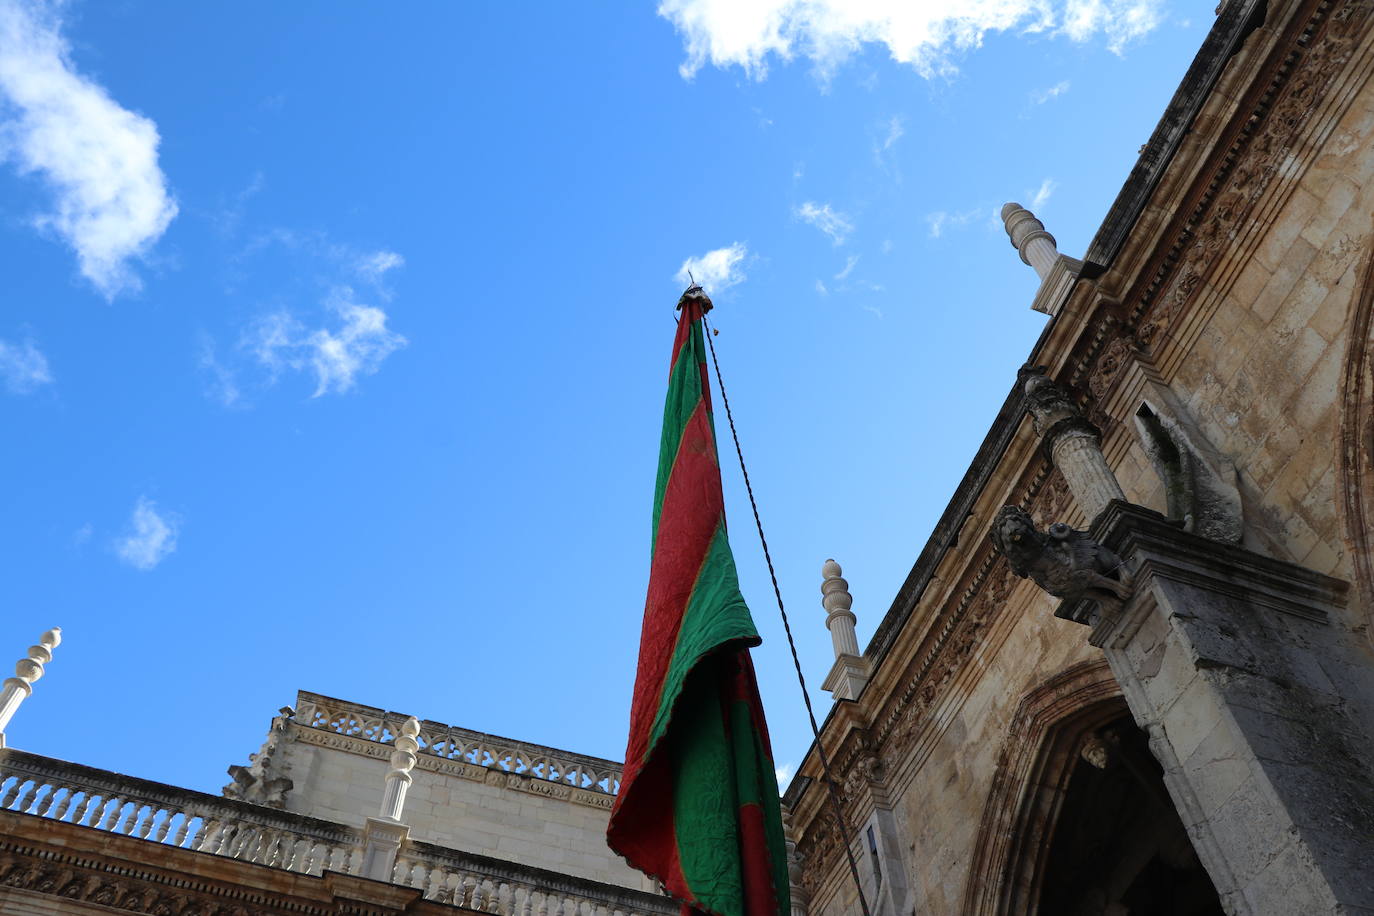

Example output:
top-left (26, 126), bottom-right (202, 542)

top-left (1132, 0), bottom-right (1373, 351)
top-left (989, 506), bottom-right (1132, 606)
top-left (222, 708), bottom-right (293, 807)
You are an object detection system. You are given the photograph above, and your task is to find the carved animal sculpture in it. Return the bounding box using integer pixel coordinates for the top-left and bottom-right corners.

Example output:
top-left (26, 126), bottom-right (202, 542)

top-left (989, 505), bottom-right (1132, 604)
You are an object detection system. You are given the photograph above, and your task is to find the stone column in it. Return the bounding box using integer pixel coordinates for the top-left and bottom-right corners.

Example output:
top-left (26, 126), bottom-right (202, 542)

top-left (0, 627), bottom-right (60, 749)
top-left (361, 716), bottom-right (421, 881)
top-left (1064, 502), bottom-right (1374, 913)
top-left (819, 560), bottom-right (871, 701)
top-left (1021, 368), bottom-right (1125, 523)
top-left (1001, 202), bottom-right (1059, 280)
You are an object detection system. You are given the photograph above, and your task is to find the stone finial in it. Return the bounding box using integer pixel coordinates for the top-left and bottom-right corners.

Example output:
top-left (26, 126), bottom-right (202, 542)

top-left (362, 715), bottom-right (423, 881)
top-left (820, 561), bottom-right (871, 701)
top-left (1001, 202), bottom-right (1060, 280)
top-left (821, 559), bottom-right (860, 659)
top-left (0, 627), bottom-right (61, 747)
top-left (380, 716), bottom-right (421, 820)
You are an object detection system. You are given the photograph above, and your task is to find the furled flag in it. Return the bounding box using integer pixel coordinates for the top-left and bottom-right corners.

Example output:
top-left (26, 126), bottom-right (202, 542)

top-left (607, 287), bottom-right (790, 916)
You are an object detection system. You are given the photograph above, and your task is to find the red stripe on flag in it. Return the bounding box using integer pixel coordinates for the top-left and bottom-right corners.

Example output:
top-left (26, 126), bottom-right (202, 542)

top-left (619, 397), bottom-right (722, 781)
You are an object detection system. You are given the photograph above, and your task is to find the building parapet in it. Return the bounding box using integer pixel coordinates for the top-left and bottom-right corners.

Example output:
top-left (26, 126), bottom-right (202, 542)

top-left (293, 690), bottom-right (624, 796)
top-left (0, 747), bottom-right (671, 915)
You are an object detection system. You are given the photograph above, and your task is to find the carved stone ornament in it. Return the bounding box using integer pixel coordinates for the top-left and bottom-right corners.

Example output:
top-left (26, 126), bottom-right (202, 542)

top-left (222, 709), bottom-right (293, 808)
top-left (989, 505), bottom-right (1132, 606)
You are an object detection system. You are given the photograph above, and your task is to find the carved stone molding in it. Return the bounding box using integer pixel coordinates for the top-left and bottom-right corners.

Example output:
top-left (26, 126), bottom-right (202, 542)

top-left (960, 661), bottom-right (1124, 916)
top-left (1339, 238), bottom-right (1374, 638)
top-left (1130, 0), bottom-right (1373, 355)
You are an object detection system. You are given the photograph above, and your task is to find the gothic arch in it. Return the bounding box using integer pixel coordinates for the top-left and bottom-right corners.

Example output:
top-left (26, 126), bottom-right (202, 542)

top-left (960, 659), bottom-right (1124, 916)
top-left (1339, 232), bottom-right (1374, 638)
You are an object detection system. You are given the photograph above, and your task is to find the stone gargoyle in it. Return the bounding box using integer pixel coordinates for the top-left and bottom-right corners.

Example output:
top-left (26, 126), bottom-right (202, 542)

top-left (989, 505), bottom-right (1133, 605)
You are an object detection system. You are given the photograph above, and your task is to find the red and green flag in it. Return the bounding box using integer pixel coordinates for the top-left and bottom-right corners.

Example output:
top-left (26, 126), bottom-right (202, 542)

top-left (607, 288), bottom-right (790, 916)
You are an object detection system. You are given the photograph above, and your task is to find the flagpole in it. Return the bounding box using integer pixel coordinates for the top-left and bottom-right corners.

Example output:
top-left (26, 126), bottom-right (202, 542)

top-left (698, 299), bottom-right (873, 916)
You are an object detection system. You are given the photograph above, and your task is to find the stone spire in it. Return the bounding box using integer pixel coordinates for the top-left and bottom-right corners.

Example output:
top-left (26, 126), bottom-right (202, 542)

top-left (0, 627), bottom-right (60, 749)
top-left (1001, 202), bottom-right (1083, 316)
top-left (820, 560), bottom-right (871, 701)
top-left (361, 715), bottom-right (422, 881)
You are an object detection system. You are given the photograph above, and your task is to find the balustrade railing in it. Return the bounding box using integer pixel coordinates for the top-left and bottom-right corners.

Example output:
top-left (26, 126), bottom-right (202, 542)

top-left (294, 691), bottom-right (623, 796)
top-left (393, 839), bottom-right (677, 915)
top-left (0, 747), bottom-right (360, 875)
top-left (0, 747), bottom-right (673, 915)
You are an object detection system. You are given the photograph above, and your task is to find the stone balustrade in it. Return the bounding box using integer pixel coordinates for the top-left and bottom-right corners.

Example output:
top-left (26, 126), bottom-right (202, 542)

top-left (294, 691), bottom-right (623, 796)
top-left (393, 839), bottom-right (677, 915)
top-left (0, 747), bottom-right (361, 874)
top-left (0, 747), bottom-right (673, 915)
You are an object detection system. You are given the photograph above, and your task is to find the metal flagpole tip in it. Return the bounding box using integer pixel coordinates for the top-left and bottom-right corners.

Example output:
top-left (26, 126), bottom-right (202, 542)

top-left (676, 284), bottom-right (713, 314)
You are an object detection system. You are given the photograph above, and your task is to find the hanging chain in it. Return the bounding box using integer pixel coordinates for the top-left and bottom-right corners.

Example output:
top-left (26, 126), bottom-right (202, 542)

top-left (701, 315), bottom-right (873, 916)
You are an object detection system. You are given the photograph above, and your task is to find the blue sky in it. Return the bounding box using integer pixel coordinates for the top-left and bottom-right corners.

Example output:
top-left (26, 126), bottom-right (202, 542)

top-left (0, 0), bottom-right (1208, 795)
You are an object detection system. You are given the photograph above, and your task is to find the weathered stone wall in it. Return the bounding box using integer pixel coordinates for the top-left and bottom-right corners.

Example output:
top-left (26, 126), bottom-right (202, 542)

top-left (791, 3), bottom-right (1374, 913)
top-left (1165, 75), bottom-right (1373, 580)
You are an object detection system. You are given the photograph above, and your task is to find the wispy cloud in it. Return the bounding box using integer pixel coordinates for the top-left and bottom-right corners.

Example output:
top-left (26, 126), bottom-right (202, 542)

top-left (872, 115), bottom-right (905, 175)
top-left (775, 762), bottom-right (795, 790)
top-left (925, 207), bottom-right (982, 238)
top-left (1028, 177), bottom-right (1057, 211)
top-left (248, 287), bottom-right (407, 398)
top-left (0, 337), bottom-right (51, 393)
top-left (659, 0), bottom-right (1165, 80)
top-left (0, 0), bottom-right (177, 298)
top-left (879, 116), bottom-right (904, 151)
top-left (356, 249), bottom-right (404, 284)
top-left (835, 254), bottom-right (859, 280)
top-left (115, 496), bottom-right (178, 571)
top-left (814, 279), bottom-right (828, 296)
top-left (674, 242), bottom-right (749, 294)
top-left (1030, 79), bottom-right (1071, 105)
top-left (197, 334), bottom-right (240, 408)
top-left (796, 201), bottom-right (853, 245)
top-left (862, 304), bottom-right (884, 319)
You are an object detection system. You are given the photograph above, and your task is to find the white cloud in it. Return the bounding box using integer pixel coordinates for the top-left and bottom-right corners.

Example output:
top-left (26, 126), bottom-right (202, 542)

top-left (0, 337), bottom-right (50, 392)
top-left (814, 278), bottom-right (828, 296)
top-left (879, 115), bottom-right (904, 151)
top-left (658, 0), bottom-right (1165, 80)
top-left (775, 762), bottom-right (795, 789)
top-left (674, 242), bottom-right (749, 294)
top-left (926, 207), bottom-right (983, 238)
top-left (1028, 177), bottom-right (1057, 210)
top-left (835, 254), bottom-right (859, 280)
top-left (248, 287), bottom-right (407, 398)
top-left (356, 249), bottom-right (404, 283)
top-left (1030, 79), bottom-right (1071, 104)
top-left (115, 496), bottom-right (178, 571)
top-left (862, 304), bottom-right (884, 319)
top-left (0, 0), bottom-right (177, 297)
top-left (796, 201), bottom-right (853, 245)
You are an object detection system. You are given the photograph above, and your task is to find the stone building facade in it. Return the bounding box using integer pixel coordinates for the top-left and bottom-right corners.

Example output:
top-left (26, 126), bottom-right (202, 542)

top-left (785, 1), bottom-right (1374, 914)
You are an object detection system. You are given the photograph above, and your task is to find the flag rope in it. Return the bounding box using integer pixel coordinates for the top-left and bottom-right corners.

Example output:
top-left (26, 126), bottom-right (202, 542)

top-left (701, 314), bottom-right (873, 916)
